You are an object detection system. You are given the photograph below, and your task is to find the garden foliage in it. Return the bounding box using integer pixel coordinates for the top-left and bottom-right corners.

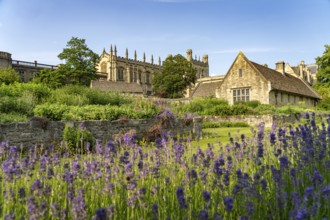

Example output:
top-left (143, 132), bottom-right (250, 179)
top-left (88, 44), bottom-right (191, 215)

top-left (0, 113), bottom-right (329, 219)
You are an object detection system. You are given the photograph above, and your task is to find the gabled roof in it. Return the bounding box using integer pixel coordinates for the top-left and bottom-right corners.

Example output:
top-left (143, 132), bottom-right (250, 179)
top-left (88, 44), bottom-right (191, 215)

top-left (91, 81), bottom-right (144, 94)
top-left (250, 61), bottom-right (321, 99)
top-left (191, 81), bottom-right (220, 97)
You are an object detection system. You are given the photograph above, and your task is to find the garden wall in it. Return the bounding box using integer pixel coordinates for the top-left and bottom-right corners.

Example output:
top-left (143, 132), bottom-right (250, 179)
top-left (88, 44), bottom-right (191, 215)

top-left (202, 114), bottom-right (310, 127)
top-left (0, 117), bottom-right (203, 147)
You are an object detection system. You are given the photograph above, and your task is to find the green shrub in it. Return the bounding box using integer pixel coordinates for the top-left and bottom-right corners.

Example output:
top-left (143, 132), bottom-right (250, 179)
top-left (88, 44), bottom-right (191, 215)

top-left (0, 82), bottom-right (50, 102)
top-left (0, 67), bottom-right (21, 84)
top-left (212, 105), bottom-right (232, 116)
top-left (276, 105), bottom-right (305, 115)
top-left (63, 124), bottom-right (94, 154)
top-left (0, 113), bottom-right (28, 123)
top-left (254, 104), bottom-right (276, 114)
top-left (231, 103), bottom-right (252, 115)
top-left (34, 104), bottom-right (69, 120)
top-left (45, 85), bottom-right (132, 106)
top-left (234, 100), bottom-right (261, 108)
top-left (317, 97), bottom-right (330, 110)
top-left (202, 121), bottom-right (250, 128)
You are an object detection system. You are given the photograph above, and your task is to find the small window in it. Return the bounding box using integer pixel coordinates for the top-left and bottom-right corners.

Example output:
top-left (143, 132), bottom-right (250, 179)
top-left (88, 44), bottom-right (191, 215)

top-left (239, 69), bottom-right (243, 77)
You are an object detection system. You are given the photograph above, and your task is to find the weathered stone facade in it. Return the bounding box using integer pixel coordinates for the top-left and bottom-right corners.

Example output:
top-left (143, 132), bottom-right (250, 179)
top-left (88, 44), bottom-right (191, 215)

top-left (216, 52), bottom-right (321, 107)
top-left (0, 51), bottom-right (57, 82)
top-left (0, 118), bottom-right (202, 147)
top-left (95, 47), bottom-right (209, 95)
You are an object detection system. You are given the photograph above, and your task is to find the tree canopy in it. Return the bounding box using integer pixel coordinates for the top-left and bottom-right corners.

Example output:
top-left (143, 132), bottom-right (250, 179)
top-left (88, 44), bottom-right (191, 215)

top-left (34, 37), bottom-right (99, 88)
top-left (315, 44), bottom-right (330, 88)
top-left (0, 67), bottom-right (21, 85)
top-left (152, 54), bottom-right (197, 98)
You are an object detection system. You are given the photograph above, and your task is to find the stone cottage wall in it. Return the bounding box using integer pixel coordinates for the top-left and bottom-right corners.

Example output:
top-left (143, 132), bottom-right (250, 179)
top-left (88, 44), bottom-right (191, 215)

top-left (0, 117), bottom-right (203, 147)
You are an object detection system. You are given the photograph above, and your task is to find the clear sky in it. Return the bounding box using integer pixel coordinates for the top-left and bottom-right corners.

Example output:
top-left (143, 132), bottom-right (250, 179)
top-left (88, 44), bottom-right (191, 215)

top-left (0, 0), bottom-right (329, 76)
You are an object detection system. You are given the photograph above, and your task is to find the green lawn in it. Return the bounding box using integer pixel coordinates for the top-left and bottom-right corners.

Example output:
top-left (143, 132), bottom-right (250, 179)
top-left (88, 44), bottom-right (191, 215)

top-left (190, 127), bottom-right (253, 150)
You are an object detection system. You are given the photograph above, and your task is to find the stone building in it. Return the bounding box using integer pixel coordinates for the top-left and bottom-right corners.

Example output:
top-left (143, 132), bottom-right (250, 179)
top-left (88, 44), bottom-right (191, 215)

top-left (93, 46), bottom-right (209, 95)
top-left (285, 61), bottom-right (318, 85)
top-left (216, 52), bottom-right (321, 107)
top-left (188, 76), bottom-right (224, 98)
top-left (0, 51), bottom-right (57, 82)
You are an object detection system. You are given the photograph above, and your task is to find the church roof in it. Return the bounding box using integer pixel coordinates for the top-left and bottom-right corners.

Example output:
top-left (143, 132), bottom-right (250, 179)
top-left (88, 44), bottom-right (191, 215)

top-left (91, 81), bottom-right (144, 94)
top-left (250, 61), bottom-right (321, 99)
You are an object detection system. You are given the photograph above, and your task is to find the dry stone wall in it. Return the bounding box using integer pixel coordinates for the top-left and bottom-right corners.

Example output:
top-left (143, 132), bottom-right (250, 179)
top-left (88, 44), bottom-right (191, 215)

top-left (0, 117), bottom-right (203, 147)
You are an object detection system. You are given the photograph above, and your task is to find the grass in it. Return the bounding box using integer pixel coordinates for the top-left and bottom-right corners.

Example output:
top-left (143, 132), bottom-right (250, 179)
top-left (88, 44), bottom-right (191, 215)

top-left (191, 127), bottom-right (253, 150)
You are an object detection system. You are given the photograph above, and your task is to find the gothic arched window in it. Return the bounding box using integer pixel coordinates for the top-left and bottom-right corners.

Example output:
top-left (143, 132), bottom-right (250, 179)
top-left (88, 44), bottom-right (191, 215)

top-left (117, 67), bottom-right (125, 81)
top-left (101, 62), bottom-right (107, 73)
top-left (146, 71), bottom-right (150, 84)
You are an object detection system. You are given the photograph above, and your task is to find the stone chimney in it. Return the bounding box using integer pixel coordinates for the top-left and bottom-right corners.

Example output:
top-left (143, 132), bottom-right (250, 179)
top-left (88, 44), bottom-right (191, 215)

top-left (186, 49), bottom-right (192, 62)
top-left (275, 61), bottom-right (285, 75)
top-left (299, 60), bottom-right (305, 79)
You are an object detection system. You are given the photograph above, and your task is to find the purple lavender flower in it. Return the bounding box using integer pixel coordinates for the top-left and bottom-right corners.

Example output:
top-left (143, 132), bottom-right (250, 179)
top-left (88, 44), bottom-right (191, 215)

top-left (127, 181), bottom-right (137, 190)
top-left (213, 212), bottom-right (223, 220)
top-left (257, 145), bottom-right (263, 158)
top-left (260, 179), bottom-right (267, 190)
top-left (223, 171), bottom-right (230, 186)
top-left (296, 206), bottom-right (309, 220)
top-left (311, 170), bottom-right (323, 185)
top-left (93, 207), bottom-right (107, 220)
top-left (63, 169), bottom-right (74, 184)
top-left (202, 191), bottom-right (211, 203)
top-left (30, 179), bottom-right (43, 194)
top-left (188, 169), bottom-right (198, 183)
top-left (127, 195), bottom-right (137, 208)
top-left (198, 209), bottom-right (208, 220)
top-left (138, 160), bottom-right (144, 171)
top-left (176, 187), bottom-right (188, 209)
top-left (71, 188), bottom-right (87, 219)
top-left (152, 203), bottom-right (158, 220)
top-left (223, 196), bottom-right (234, 211)
top-left (18, 187), bottom-right (26, 199)
top-left (51, 203), bottom-right (60, 218)
top-left (47, 167), bottom-right (54, 179)
top-left (4, 212), bottom-right (15, 220)
top-left (213, 160), bottom-right (223, 176)
top-left (246, 201), bottom-right (254, 214)
top-left (322, 185), bottom-right (330, 199)
top-left (200, 169), bottom-right (207, 183)
top-left (236, 168), bottom-right (243, 178)
top-left (232, 184), bottom-right (241, 194)
top-left (279, 156), bottom-right (289, 169)
top-left (270, 131), bottom-right (276, 145)
top-left (108, 205), bottom-right (115, 219)
top-left (125, 162), bottom-right (133, 178)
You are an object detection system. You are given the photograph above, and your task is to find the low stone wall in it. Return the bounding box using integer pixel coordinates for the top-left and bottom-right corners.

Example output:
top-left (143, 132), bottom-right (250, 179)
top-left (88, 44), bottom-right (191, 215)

top-left (0, 117), bottom-right (203, 147)
top-left (201, 113), bottom-right (321, 127)
top-left (202, 115), bottom-right (274, 127)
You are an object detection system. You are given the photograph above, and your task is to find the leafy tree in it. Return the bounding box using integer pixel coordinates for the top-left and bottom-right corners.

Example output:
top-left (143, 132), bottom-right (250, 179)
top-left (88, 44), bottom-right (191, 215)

top-left (152, 54), bottom-right (197, 98)
top-left (314, 44), bottom-right (330, 88)
top-left (34, 37), bottom-right (99, 87)
top-left (0, 67), bottom-right (21, 84)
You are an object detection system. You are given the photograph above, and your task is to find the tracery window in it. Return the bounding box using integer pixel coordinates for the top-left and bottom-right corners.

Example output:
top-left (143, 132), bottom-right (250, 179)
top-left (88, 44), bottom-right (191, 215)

top-left (117, 67), bottom-right (124, 81)
top-left (146, 71), bottom-right (150, 84)
top-left (101, 62), bottom-right (107, 73)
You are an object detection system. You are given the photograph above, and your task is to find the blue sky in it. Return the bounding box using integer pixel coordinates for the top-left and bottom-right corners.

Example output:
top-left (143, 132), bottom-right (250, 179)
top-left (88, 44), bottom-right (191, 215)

top-left (0, 0), bottom-right (329, 75)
